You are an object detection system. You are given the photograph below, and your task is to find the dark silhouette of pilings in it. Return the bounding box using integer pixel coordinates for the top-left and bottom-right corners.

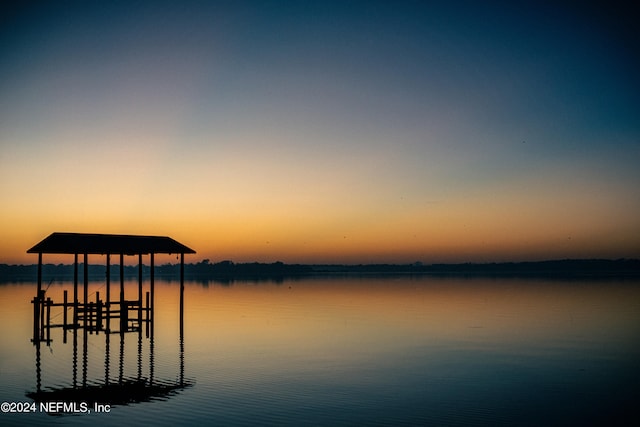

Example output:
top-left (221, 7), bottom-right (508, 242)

top-left (28, 245), bottom-right (192, 408)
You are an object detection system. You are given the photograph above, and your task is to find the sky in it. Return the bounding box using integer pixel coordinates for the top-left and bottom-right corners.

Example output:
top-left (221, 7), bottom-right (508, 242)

top-left (1, 0), bottom-right (639, 265)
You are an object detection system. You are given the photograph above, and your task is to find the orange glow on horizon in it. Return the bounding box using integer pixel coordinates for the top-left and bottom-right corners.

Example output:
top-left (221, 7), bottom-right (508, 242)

top-left (1, 171), bottom-right (638, 265)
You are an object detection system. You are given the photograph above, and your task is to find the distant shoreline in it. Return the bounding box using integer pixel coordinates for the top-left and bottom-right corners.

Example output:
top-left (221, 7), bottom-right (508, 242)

top-left (1, 259), bottom-right (639, 283)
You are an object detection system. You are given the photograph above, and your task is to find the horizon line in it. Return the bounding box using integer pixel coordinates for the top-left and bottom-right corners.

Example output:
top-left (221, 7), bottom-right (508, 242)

top-left (2, 257), bottom-right (638, 267)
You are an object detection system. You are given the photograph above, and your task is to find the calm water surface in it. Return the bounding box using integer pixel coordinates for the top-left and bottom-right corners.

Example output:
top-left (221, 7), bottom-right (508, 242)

top-left (1, 276), bottom-right (639, 426)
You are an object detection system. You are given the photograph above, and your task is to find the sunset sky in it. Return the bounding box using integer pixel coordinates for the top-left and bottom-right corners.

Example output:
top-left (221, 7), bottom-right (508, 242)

top-left (1, 1), bottom-right (638, 265)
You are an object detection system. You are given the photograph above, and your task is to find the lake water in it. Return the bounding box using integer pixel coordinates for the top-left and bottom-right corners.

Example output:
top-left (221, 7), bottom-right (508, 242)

top-left (1, 275), bottom-right (639, 426)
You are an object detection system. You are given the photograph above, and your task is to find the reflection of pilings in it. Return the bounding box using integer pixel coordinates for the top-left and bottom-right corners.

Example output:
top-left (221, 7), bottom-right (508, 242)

top-left (150, 337), bottom-right (154, 386)
top-left (35, 341), bottom-right (41, 393)
top-left (82, 327), bottom-right (88, 388)
top-left (72, 328), bottom-right (78, 388)
top-left (39, 291), bottom-right (45, 341)
top-left (105, 330), bottom-right (110, 386)
top-left (118, 332), bottom-right (124, 384)
top-left (179, 335), bottom-right (184, 387)
top-left (137, 328), bottom-right (142, 380)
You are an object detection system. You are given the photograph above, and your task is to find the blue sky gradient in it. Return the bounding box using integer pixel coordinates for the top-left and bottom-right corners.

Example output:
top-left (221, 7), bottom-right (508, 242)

top-left (1, 1), bottom-right (638, 264)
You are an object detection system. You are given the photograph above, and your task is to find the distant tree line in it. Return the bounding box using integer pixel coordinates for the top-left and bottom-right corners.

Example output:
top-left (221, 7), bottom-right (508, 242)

top-left (302, 259), bottom-right (640, 277)
top-left (1, 258), bottom-right (638, 283)
top-left (0, 259), bottom-right (314, 283)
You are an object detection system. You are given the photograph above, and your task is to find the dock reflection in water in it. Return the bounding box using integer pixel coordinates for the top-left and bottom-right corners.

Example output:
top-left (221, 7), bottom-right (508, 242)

top-left (27, 278), bottom-right (191, 409)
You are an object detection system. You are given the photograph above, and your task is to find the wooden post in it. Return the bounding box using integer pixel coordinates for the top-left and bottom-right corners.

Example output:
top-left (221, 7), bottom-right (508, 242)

top-left (46, 297), bottom-right (51, 345)
top-left (138, 253), bottom-right (143, 303)
top-left (96, 291), bottom-right (101, 334)
top-left (63, 290), bottom-right (68, 344)
top-left (74, 254), bottom-right (78, 326)
top-left (150, 252), bottom-right (155, 338)
top-left (180, 253), bottom-right (184, 337)
top-left (149, 253), bottom-right (155, 385)
top-left (120, 253), bottom-right (124, 333)
top-left (105, 329), bottom-right (110, 385)
top-left (149, 324), bottom-right (154, 385)
top-left (106, 253), bottom-right (111, 333)
top-left (72, 328), bottom-right (78, 388)
top-left (118, 331), bottom-right (124, 383)
top-left (180, 252), bottom-right (185, 386)
top-left (119, 253), bottom-right (124, 305)
top-left (82, 327), bottom-right (88, 387)
top-left (138, 253), bottom-right (143, 330)
top-left (106, 253), bottom-right (111, 306)
top-left (37, 253), bottom-right (42, 297)
top-left (39, 290), bottom-right (45, 339)
top-left (150, 253), bottom-right (155, 309)
top-left (83, 253), bottom-right (88, 327)
top-left (63, 290), bottom-right (68, 328)
top-left (137, 326), bottom-right (142, 380)
top-left (36, 253), bottom-right (43, 344)
top-left (35, 341), bottom-right (41, 392)
top-left (121, 301), bottom-right (128, 332)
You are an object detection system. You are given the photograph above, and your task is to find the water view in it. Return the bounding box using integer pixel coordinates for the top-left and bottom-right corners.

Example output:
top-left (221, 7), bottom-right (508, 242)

top-left (1, 275), bottom-right (639, 426)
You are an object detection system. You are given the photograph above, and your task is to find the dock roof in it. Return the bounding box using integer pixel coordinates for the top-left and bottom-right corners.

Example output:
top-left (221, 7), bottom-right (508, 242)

top-left (27, 232), bottom-right (196, 255)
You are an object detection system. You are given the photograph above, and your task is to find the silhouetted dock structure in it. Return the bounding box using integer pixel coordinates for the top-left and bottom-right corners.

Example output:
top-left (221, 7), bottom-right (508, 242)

top-left (28, 232), bottom-right (195, 343)
top-left (26, 232), bottom-right (195, 407)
